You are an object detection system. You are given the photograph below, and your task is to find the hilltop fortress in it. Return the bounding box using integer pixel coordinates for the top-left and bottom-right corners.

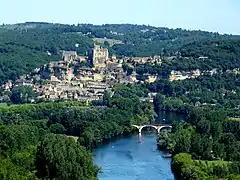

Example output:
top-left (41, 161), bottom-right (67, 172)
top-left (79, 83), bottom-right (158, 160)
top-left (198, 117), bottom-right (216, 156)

top-left (1, 45), bottom-right (213, 102)
top-left (1, 45), bottom-right (160, 102)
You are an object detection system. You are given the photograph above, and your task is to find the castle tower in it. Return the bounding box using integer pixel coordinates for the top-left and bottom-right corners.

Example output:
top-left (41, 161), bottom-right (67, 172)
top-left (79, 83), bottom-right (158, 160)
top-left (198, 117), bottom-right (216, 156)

top-left (91, 44), bottom-right (109, 69)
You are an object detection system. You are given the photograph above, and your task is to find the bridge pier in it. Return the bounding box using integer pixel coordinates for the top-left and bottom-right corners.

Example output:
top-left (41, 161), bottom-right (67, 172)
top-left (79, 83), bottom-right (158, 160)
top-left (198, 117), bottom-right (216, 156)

top-left (138, 126), bottom-right (144, 135)
top-left (131, 126), bottom-right (144, 135)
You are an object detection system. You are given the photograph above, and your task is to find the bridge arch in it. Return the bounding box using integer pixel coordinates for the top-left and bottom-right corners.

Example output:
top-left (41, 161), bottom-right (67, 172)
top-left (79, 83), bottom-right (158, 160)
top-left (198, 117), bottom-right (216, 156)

top-left (157, 126), bottom-right (172, 133)
top-left (140, 125), bottom-right (159, 133)
top-left (132, 124), bottom-right (172, 134)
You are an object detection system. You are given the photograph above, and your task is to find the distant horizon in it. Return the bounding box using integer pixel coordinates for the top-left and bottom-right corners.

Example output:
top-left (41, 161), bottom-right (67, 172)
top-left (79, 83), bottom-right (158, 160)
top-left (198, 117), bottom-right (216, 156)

top-left (1, 0), bottom-right (240, 35)
top-left (2, 21), bottom-right (239, 36)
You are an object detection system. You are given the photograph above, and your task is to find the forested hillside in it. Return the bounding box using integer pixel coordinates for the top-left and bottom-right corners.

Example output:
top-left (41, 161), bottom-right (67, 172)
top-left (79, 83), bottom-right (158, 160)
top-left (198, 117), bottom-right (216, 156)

top-left (0, 22), bottom-right (240, 83)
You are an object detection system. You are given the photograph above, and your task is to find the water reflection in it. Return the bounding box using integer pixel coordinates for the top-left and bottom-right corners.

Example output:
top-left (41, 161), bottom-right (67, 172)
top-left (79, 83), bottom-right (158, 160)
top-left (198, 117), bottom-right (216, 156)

top-left (156, 111), bottom-right (185, 124)
top-left (138, 133), bottom-right (142, 143)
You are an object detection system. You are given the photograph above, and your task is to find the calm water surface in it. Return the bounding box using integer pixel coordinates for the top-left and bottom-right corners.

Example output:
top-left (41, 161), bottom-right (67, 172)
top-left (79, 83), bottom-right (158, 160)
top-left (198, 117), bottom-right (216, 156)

top-left (93, 133), bottom-right (174, 180)
top-left (93, 111), bottom-right (183, 180)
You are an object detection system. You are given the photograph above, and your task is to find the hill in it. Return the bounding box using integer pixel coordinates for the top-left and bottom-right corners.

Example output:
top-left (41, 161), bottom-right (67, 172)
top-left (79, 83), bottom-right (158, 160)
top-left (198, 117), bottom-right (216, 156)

top-left (0, 22), bottom-right (240, 83)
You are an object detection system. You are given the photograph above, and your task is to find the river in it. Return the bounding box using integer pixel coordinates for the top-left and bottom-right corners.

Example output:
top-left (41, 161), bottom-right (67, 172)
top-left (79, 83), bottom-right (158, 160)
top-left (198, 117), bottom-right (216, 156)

top-left (93, 111), bottom-right (184, 180)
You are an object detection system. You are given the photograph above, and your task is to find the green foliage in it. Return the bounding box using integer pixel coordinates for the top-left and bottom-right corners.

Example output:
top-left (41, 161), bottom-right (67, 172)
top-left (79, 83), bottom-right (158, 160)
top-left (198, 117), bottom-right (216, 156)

top-left (1, 23), bottom-right (239, 84)
top-left (49, 123), bottom-right (66, 134)
top-left (9, 86), bottom-right (37, 104)
top-left (158, 119), bottom-right (240, 161)
top-left (0, 156), bottom-right (36, 180)
top-left (0, 125), bottom-right (44, 157)
top-left (153, 93), bottom-right (165, 115)
top-left (19, 119), bottom-right (49, 130)
top-left (0, 25), bottom-right (93, 83)
top-left (172, 153), bottom-right (240, 180)
top-left (180, 39), bottom-right (240, 70)
top-left (0, 101), bottom-right (87, 124)
top-left (35, 134), bottom-right (98, 180)
top-left (0, 124), bottom-right (43, 179)
top-left (173, 125), bottom-right (193, 154)
top-left (148, 73), bottom-right (240, 117)
top-left (11, 146), bottom-right (37, 171)
top-left (0, 85), bottom-right (155, 179)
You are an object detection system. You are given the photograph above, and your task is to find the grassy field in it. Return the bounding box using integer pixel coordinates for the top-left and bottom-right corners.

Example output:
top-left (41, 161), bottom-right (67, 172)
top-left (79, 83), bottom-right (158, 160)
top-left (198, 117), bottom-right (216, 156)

top-left (0, 103), bottom-right (8, 107)
top-left (229, 117), bottom-right (240, 122)
top-left (93, 38), bottom-right (123, 47)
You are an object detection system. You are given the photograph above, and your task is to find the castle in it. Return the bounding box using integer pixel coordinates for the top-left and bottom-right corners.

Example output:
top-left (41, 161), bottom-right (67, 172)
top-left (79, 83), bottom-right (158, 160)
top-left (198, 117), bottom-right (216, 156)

top-left (61, 45), bottom-right (110, 70)
top-left (91, 44), bottom-right (109, 69)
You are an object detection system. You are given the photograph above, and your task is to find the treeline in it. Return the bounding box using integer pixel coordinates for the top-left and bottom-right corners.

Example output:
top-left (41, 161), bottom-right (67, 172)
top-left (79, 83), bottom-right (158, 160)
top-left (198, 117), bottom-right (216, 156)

top-left (149, 73), bottom-right (240, 117)
top-left (158, 108), bottom-right (240, 179)
top-left (0, 85), bottom-right (155, 179)
top-left (172, 153), bottom-right (240, 180)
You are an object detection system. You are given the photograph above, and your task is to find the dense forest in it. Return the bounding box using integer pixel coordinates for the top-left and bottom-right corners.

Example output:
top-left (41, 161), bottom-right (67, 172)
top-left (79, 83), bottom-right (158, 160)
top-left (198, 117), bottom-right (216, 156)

top-left (0, 22), bottom-right (240, 83)
top-left (153, 73), bottom-right (240, 179)
top-left (0, 85), bottom-right (155, 179)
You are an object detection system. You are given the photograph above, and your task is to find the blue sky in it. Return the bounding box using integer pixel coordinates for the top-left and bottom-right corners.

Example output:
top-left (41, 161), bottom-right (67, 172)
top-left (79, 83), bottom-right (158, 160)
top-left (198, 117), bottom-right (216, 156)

top-left (1, 0), bottom-right (239, 34)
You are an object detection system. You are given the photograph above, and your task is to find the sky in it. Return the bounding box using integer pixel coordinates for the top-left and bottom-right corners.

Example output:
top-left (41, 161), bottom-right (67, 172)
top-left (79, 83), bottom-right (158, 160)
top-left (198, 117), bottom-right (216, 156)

top-left (1, 0), bottom-right (239, 34)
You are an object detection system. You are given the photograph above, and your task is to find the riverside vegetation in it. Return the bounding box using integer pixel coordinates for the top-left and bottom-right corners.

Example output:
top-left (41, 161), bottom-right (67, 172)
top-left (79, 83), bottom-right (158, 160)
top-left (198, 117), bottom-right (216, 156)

top-left (155, 73), bottom-right (240, 179)
top-left (0, 23), bottom-right (239, 179)
top-left (0, 85), bottom-right (155, 179)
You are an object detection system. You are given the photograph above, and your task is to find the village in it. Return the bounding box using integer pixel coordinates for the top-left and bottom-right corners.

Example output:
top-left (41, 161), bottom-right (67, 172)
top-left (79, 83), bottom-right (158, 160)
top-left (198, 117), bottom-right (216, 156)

top-left (1, 45), bottom-right (239, 102)
top-left (1, 45), bottom-right (163, 102)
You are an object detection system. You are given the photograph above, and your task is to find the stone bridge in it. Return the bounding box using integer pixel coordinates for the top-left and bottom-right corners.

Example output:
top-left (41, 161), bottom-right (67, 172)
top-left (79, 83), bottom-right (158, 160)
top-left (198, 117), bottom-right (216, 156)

top-left (132, 124), bottom-right (172, 135)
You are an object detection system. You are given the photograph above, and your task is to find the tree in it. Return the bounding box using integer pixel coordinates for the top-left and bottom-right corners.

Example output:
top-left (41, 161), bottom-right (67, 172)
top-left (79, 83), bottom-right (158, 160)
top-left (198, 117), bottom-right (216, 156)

top-left (78, 128), bottom-right (95, 149)
top-left (212, 165), bottom-right (229, 178)
top-left (210, 122), bottom-right (222, 139)
top-left (173, 127), bottom-right (192, 154)
top-left (171, 153), bottom-right (194, 178)
top-left (102, 90), bottom-right (111, 106)
top-left (196, 120), bottom-right (211, 136)
top-left (190, 133), bottom-right (203, 159)
top-left (212, 141), bottom-right (226, 160)
top-left (35, 134), bottom-right (99, 180)
top-left (153, 93), bottom-right (165, 115)
top-left (187, 107), bottom-right (208, 124)
top-left (10, 86), bottom-right (36, 104)
top-left (49, 123), bottom-right (66, 134)
top-left (0, 156), bottom-right (35, 180)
